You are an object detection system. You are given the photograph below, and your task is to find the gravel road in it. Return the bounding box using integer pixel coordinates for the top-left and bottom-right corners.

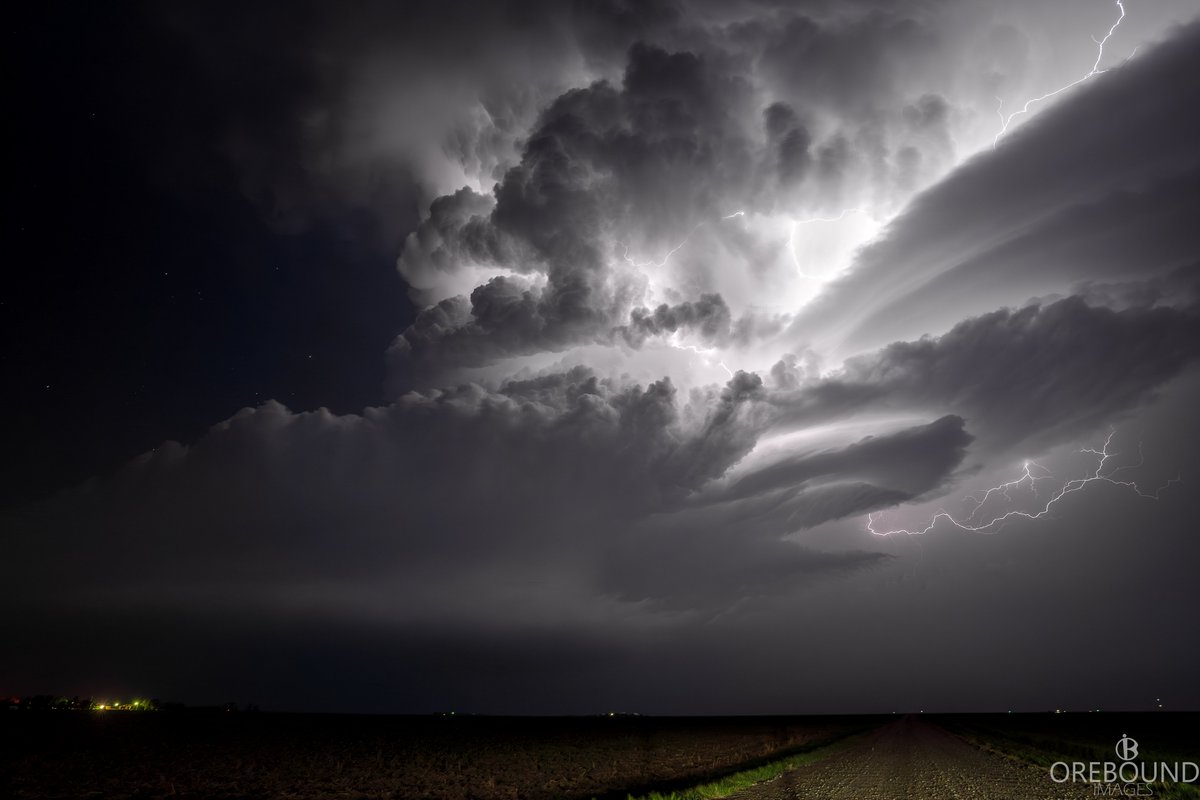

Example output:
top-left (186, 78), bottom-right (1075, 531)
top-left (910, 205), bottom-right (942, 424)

top-left (731, 716), bottom-right (1095, 800)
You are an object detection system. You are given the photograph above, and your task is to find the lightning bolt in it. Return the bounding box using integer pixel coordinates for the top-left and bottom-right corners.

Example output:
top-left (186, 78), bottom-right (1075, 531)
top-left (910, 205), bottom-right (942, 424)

top-left (622, 206), bottom-right (873, 378)
top-left (618, 213), bottom-right (745, 379)
top-left (622, 207), bottom-right (872, 280)
top-left (788, 208), bottom-right (870, 277)
top-left (993, 0), bottom-right (1127, 148)
top-left (672, 341), bottom-right (734, 378)
top-left (866, 431), bottom-right (1180, 536)
top-left (619, 211), bottom-right (746, 269)
top-left (620, 222), bottom-right (705, 269)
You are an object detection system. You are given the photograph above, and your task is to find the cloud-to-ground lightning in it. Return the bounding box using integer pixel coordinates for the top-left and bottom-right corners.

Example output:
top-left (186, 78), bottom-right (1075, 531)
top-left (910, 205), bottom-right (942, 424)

top-left (866, 431), bottom-right (1180, 536)
top-left (993, 0), bottom-right (1127, 147)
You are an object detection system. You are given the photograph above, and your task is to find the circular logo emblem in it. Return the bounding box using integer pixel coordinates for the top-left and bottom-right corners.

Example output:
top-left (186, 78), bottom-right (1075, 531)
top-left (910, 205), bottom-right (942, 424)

top-left (1116, 735), bottom-right (1139, 762)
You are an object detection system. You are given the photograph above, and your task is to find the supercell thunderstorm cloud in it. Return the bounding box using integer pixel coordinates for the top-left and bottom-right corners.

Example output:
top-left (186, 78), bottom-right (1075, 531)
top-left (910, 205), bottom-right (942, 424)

top-left (6, 0), bottom-right (1200, 715)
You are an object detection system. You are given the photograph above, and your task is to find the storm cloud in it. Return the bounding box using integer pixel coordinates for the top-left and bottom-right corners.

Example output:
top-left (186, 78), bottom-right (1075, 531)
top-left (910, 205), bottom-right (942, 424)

top-left (784, 17), bottom-right (1200, 358)
top-left (6, 0), bottom-right (1200, 714)
top-left (775, 294), bottom-right (1200, 455)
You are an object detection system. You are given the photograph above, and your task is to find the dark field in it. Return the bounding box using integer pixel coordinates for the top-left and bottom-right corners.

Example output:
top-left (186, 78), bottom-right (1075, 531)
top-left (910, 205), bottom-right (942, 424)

top-left (1, 712), bottom-right (868, 800)
top-left (3, 712), bottom-right (1196, 800)
top-left (944, 711), bottom-right (1200, 767)
top-left (736, 714), bottom-right (1200, 800)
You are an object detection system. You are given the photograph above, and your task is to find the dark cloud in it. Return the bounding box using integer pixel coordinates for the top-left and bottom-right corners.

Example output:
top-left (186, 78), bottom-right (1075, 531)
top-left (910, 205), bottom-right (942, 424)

top-left (721, 415), bottom-right (972, 505)
top-left (755, 6), bottom-right (940, 117)
top-left (769, 350), bottom-right (822, 389)
top-left (617, 293), bottom-right (733, 347)
top-left (762, 101), bottom-right (815, 189)
top-left (8, 360), bottom-right (989, 646)
top-left (3, 370), bottom-right (774, 615)
top-left (593, 415), bottom-right (973, 610)
top-left (776, 294), bottom-right (1200, 455)
top-left (626, 416), bottom-right (973, 601)
top-left (397, 187), bottom-right (532, 305)
top-left (1059, 261), bottom-right (1200, 311)
top-left (156, 0), bottom-right (594, 244)
top-left (600, 528), bottom-right (892, 610)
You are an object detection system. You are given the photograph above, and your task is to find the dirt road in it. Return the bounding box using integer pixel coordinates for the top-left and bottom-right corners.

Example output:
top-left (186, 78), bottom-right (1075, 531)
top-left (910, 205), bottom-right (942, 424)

top-left (732, 716), bottom-right (1093, 800)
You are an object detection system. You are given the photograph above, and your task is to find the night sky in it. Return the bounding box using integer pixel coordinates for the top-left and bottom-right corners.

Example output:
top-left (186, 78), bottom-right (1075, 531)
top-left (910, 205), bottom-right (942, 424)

top-left (5, 0), bottom-right (1200, 715)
